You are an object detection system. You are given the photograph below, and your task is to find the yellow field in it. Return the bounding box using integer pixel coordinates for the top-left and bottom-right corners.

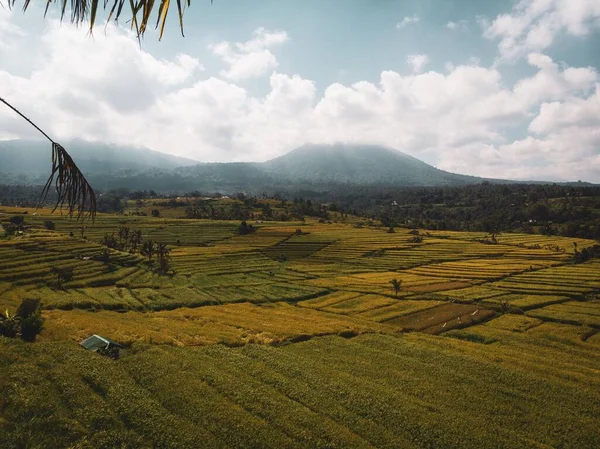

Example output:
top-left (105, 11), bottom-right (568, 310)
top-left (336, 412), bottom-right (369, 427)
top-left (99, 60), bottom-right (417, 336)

top-left (1, 208), bottom-right (599, 448)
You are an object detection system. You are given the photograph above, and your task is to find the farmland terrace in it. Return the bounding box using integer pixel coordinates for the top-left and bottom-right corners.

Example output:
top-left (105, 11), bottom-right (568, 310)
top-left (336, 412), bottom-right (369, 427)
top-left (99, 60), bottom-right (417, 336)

top-left (1, 206), bottom-right (599, 448)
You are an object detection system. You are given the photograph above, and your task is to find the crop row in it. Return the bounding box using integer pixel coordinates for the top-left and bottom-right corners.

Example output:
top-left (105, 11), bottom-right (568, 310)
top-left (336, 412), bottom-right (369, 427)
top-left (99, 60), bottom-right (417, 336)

top-left (3, 330), bottom-right (599, 448)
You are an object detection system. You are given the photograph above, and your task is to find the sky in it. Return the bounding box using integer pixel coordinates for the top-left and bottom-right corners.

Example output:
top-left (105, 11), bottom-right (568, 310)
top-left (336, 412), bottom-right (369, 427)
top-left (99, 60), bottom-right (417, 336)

top-left (0, 0), bottom-right (599, 182)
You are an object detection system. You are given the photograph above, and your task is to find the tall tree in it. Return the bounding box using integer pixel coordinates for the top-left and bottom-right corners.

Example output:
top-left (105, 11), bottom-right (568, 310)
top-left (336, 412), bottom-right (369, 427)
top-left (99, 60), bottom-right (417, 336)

top-left (389, 278), bottom-right (402, 298)
top-left (141, 240), bottom-right (156, 263)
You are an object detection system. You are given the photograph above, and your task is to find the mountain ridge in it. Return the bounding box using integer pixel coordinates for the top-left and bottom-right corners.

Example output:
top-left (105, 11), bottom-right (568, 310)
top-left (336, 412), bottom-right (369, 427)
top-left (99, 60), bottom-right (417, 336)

top-left (0, 139), bottom-right (198, 175)
top-left (1, 140), bottom-right (595, 192)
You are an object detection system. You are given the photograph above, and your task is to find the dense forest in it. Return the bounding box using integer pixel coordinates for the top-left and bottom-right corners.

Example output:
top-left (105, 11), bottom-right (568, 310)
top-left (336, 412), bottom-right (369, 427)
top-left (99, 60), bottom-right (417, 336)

top-left (2, 183), bottom-right (599, 239)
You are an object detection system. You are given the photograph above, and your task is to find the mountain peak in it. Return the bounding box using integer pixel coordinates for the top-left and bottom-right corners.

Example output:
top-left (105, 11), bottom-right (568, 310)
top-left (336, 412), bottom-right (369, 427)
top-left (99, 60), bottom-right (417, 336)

top-left (263, 143), bottom-right (476, 186)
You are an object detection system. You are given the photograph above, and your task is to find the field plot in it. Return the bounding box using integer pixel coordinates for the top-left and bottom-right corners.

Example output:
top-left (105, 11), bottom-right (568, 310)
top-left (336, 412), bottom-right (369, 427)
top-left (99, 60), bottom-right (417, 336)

top-left (2, 213), bottom-right (600, 448)
top-left (41, 302), bottom-right (389, 346)
top-left (2, 331), bottom-right (599, 449)
top-left (526, 300), bottom-right (600, 327)
top-left (492, 261), bottom-right (600, 296)
top-left (407, 257), bottom-right (563, 281)
top-left (386, 303), bottom-right (495, 333)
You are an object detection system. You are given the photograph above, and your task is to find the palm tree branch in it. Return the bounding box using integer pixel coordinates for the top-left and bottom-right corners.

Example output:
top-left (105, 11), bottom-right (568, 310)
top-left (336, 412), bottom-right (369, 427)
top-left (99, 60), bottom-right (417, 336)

top-left (3, 0), bottom-right (202, 39)
top-left (0, 97), bottom-right (96, 220)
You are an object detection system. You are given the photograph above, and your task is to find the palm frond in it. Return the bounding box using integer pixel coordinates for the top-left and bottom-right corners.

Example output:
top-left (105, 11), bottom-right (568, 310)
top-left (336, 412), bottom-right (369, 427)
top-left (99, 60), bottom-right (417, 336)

top-left (4, 0), bottom-right (204, 40)
top-left (0, 97), bottom-right (96, 220)
top-left (41, 142), bottom-right (97, 220)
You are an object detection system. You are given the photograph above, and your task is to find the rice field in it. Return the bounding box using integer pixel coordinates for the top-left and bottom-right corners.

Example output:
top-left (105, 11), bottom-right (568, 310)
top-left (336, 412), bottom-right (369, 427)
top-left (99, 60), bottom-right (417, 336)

top-left (1, 206), bottom-right (600, 448)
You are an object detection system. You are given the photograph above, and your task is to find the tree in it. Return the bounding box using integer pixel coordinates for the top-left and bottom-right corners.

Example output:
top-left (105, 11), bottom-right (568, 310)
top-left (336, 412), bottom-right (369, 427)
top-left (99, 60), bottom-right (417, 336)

top-left (129, 230), bottom-right (143, 253)
top-left (101, 233), bottom-right (118, 249)
top-left (261, 203), bottom-right (273, 219)
top-left (238, 221), bottom-right (256, 235)
top-left (8, 0), bottom-right (198, 40)
top-left (52, 267), bottom-right (74, 289)
top-left (118, 225), bottom-right (130, 248)
top-left (141, 240), bottom-right (156, 263)
top-left (156, 243), bottom-right (172, 274)
top-left (389, 279), bottom-right (402, 298)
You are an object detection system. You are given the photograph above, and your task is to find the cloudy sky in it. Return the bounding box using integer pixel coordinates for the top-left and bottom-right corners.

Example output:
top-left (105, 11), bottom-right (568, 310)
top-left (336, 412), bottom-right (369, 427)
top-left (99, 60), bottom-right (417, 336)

top-left (1, 0), bottom-right (599, 182)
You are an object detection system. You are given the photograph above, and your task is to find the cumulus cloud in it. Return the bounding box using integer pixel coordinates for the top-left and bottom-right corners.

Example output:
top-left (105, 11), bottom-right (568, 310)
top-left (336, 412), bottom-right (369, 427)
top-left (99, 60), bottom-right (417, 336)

top-left (209, 27), bottom-right (289, 81)
top-left (396, 15), bottom-right (419, 29)
top-left (484, 0), bottom-right (600, 60)
top-left (0, 7), bottom-right (26, 51)
top-left (406, 54), bottom-right (430, 73)
top-left (529, 84), bottom-right (600, 134)
top-left (447, 20), bottom-right (469, 31)
top-left (1, 17), bottom-right (599, 181)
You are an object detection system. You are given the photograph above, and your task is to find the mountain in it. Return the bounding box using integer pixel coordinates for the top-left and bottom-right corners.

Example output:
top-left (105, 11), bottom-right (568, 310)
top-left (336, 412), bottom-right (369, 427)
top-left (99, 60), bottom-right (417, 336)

top-left (1, 141), bottom-right (512, 192)
top-left (0, 139), bottom-right (198, 175)
top-left (262, 143), bottom-right (483, 186)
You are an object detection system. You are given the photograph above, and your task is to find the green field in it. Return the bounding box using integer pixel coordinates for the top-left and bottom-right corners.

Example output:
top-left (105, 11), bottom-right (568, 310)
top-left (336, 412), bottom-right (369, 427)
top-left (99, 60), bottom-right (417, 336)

top-left (1, 205), bottom-right (599, 448)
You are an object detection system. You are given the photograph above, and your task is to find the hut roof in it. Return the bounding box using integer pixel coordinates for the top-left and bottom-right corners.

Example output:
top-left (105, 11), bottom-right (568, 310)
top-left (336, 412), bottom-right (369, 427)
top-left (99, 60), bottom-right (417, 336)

top-left (80, 334), bottom-right (123, 351)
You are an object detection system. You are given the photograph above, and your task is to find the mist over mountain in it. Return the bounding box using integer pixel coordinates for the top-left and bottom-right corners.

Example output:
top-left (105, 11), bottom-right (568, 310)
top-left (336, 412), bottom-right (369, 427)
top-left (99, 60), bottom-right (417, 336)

top-left (0, 139), bottom-right (198, 175)
top-left (262, 144), bottom-right (483, 185)
top-left (1, 140), bottom-right (588, 193)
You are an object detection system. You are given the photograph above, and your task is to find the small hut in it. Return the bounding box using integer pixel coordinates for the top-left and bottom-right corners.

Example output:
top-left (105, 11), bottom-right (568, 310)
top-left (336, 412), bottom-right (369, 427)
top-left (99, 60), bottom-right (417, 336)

top-left (80, 334), bottom-right (123, 359)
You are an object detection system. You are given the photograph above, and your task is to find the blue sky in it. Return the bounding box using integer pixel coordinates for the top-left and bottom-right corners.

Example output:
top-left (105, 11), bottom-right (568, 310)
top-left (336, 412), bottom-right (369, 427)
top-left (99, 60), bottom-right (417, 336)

top-left (1, 0), bottom-right (599, 181)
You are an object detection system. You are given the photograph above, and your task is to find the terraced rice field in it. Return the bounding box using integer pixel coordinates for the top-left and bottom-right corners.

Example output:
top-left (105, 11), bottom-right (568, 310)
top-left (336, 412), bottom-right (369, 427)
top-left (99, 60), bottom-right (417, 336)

top-left (1, 207), bottom-right (599, 448)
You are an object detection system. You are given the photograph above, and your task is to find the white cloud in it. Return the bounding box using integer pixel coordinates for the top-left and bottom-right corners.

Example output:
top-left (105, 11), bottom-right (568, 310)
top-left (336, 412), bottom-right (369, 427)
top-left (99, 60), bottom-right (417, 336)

top-left (0, 7), bottom-right (26, 51)
top-left (396, 15), bottom-right (419, 29)
top-left (484, 0), bottom-right (600, 60)
top-left (209, 27), bottom-right (289, 81)
top-left (406, 54), bottom-right (430, 73)
top-left (529, 83), bottom-right (600, 134)
top-left (511, 53), bottom-right (597, 106)
top-left (447, 20), bottom-right (469, 31)
top-left (0, 18), bottom-right (599, 182)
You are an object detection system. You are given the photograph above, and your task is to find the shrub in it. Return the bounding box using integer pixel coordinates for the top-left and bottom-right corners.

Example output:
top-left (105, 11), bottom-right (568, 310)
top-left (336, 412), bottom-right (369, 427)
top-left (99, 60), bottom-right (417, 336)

top-left (151, 209), bottom-right (161, 217)
top-left (0, 311), bottom-right (19, 338)
top-left (96, 248), bottom-right (111, 263)
top-left (9, 215), bottom-right (24, 226)
top-left (573, 245), bottom-right (600, 264)
top-left (0, 298), bottom-right (44, 341)
top-left (3, 223), bottom-right (17, 237)
top-left (238, 221), bottom-right (256, 235)
top-left (20, 313), bottom-right (44, 342)
top-left (101, 233), bottom-right (119, 249)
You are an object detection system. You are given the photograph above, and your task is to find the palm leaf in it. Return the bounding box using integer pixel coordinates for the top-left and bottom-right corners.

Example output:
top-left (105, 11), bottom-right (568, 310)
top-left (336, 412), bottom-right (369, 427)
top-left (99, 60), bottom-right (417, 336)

top-left (4, 0), bottom-right (204, 39)
top-left (0, 97), bottom-right (96, 220)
